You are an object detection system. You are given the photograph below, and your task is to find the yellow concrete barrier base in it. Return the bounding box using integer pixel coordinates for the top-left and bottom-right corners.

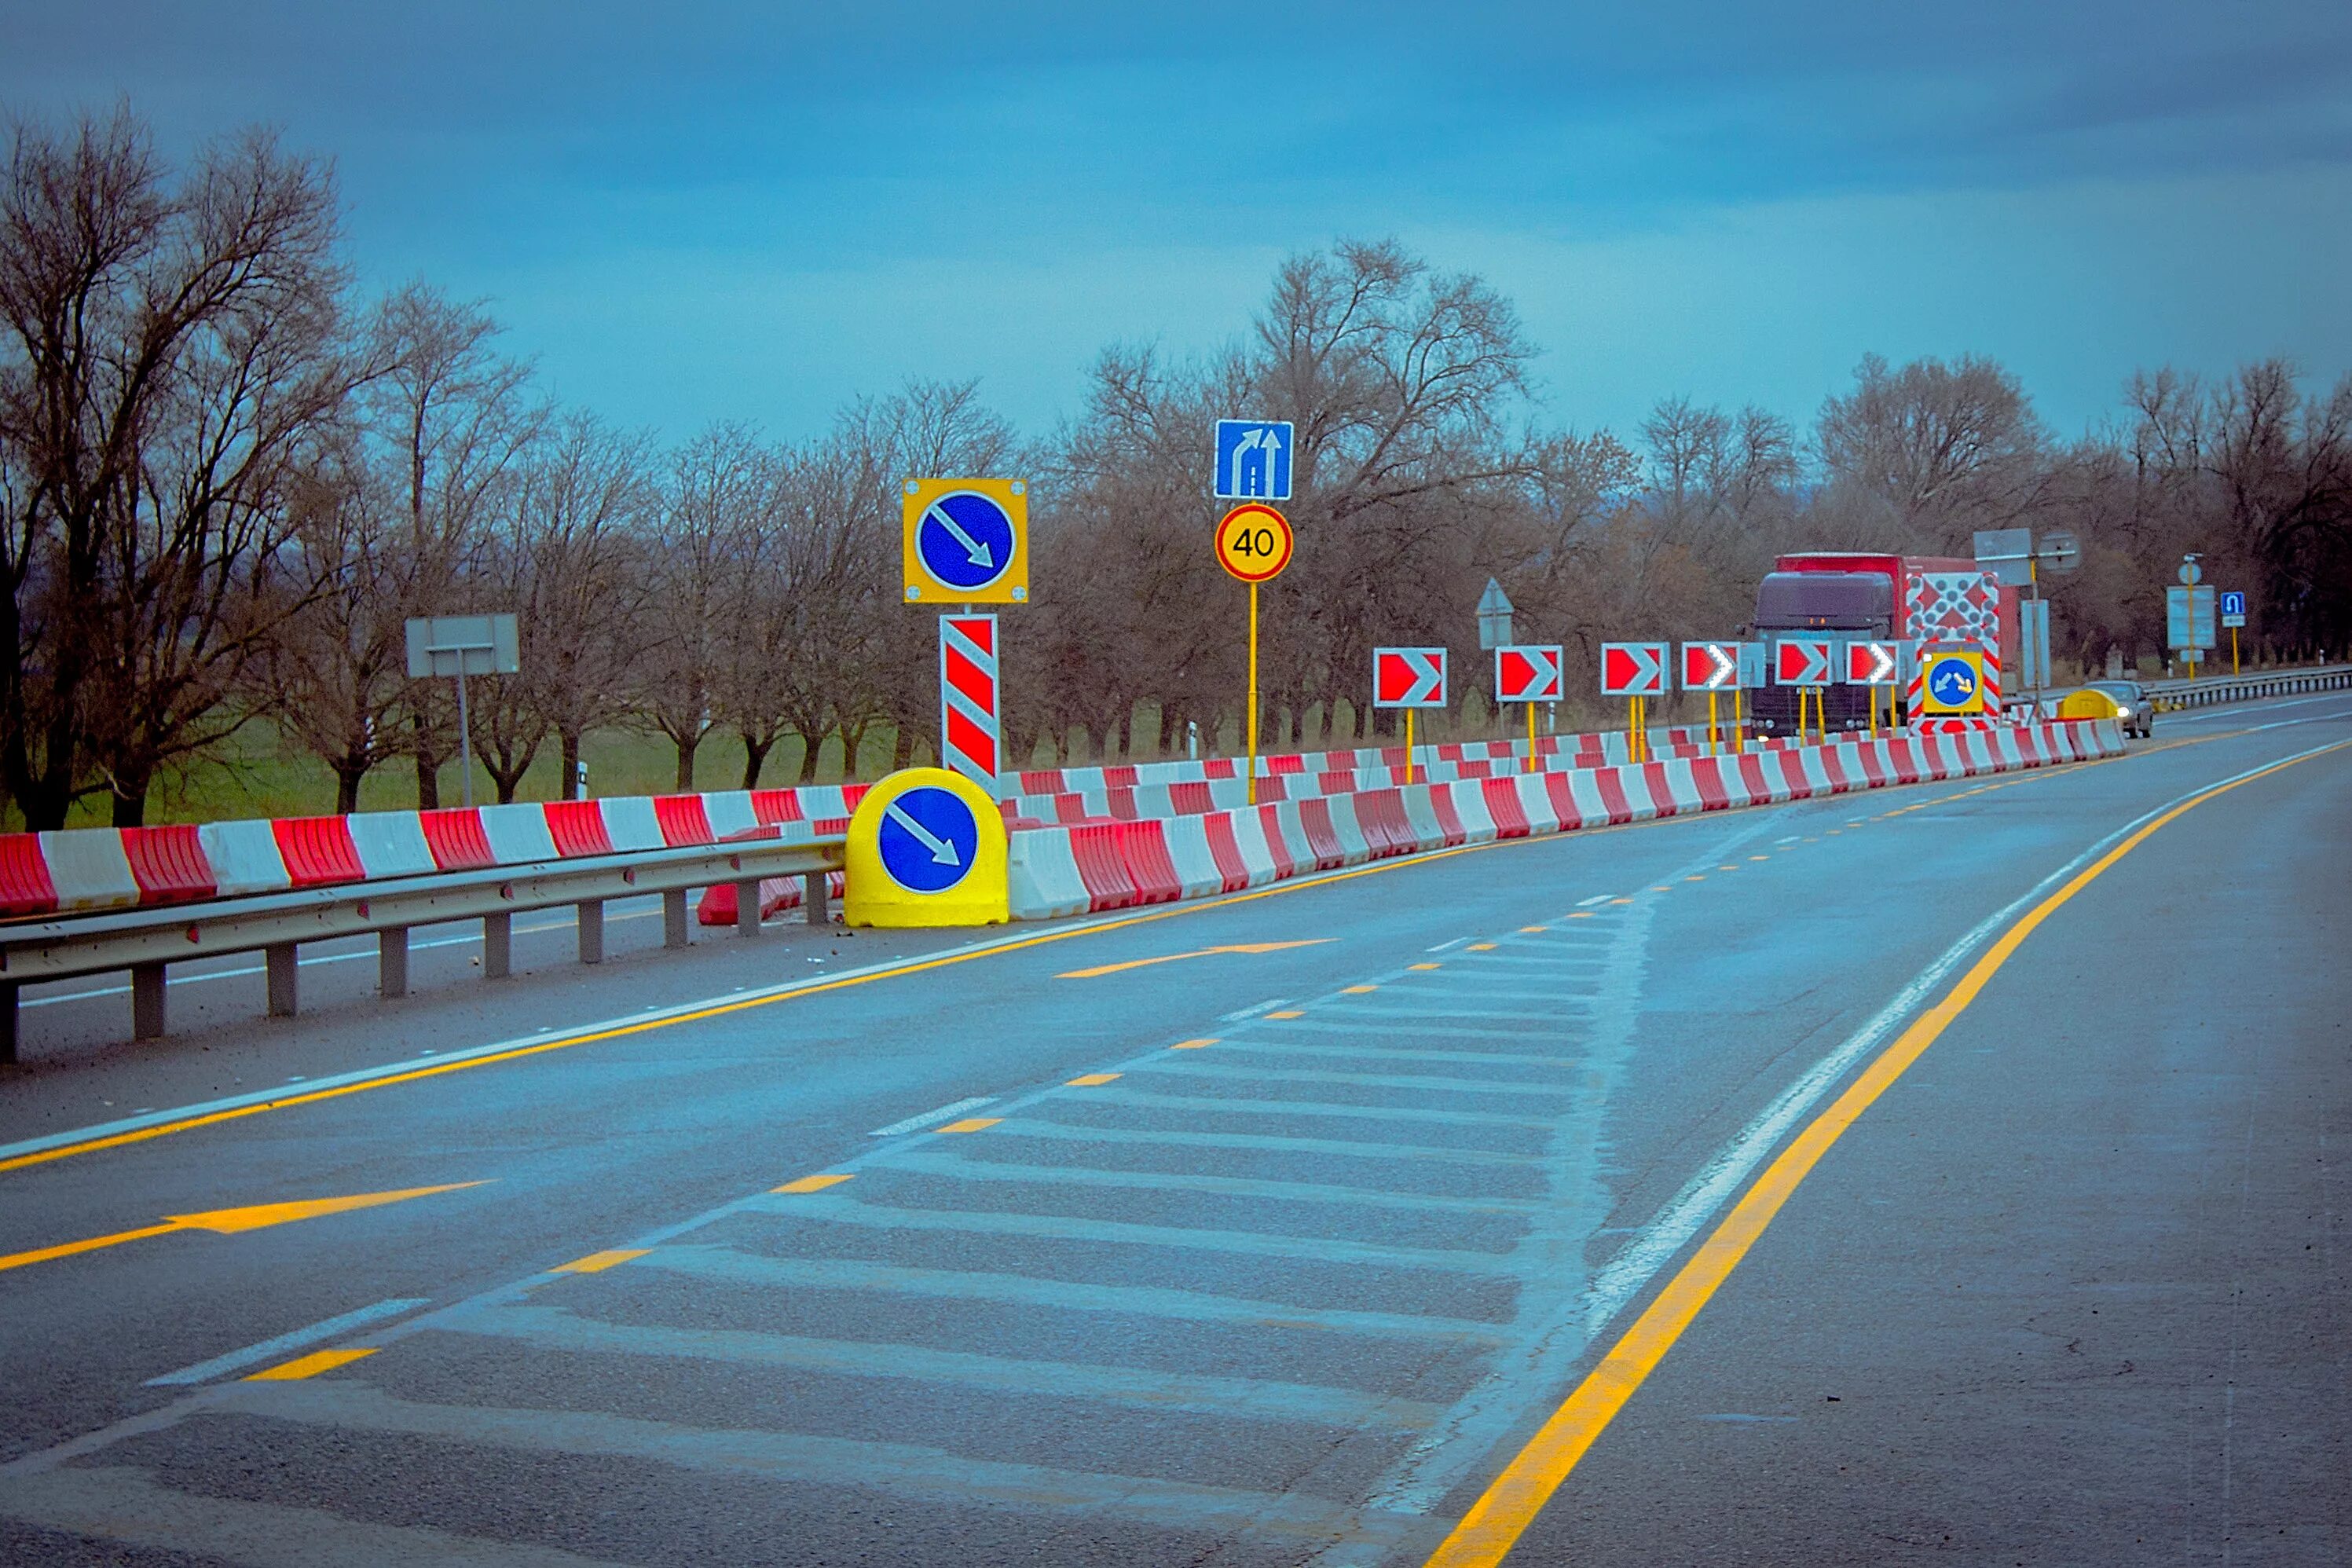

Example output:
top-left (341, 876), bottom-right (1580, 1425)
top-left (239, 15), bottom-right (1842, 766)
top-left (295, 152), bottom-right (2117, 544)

top-left (844, 768), bottom-right (1009, 929)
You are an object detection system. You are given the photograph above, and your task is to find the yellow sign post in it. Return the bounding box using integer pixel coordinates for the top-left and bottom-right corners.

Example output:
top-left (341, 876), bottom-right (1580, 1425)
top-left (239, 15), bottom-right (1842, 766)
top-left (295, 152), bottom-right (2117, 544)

top-left (1215, 504), bottom-right (1293, 805)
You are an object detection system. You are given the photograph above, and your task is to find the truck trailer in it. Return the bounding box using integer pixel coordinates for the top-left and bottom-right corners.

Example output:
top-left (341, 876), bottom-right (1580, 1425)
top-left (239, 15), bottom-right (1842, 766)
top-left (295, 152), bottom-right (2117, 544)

top-left (1747, 553), bottom-right (2020, 735)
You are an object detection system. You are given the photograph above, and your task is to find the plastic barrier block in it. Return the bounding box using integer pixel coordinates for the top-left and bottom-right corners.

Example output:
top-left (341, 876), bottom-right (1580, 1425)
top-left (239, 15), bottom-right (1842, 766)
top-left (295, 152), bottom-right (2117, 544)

top-left (752, 789), bottom-right (804, 824)
top-left (1008, 828), bottom-right (1090, 920)
top-left (1848, 742), bottom-right (1889, 789)
top-left (1639, 761), bottom-right (1683, 817)
top-left (1448, 782), bottom-right (1500, 844)
top-left (1541, 772), bottom-right (1583, 830)
top-left (38, 830), bottom-right (140, 912)
top-left (1020, 770), bottom-right (1065, 795)
top-left (347, 812), bottom-right (440, 878)
top-left (0, 833), bottom-right (58, 918)
top-left (1252, 804), bottom-right (1299, 880)
top-left (1590, 768), bottom-right (1635, 826)
top-left (1116, 820), bottom-right (1183, 905)
top-left (117, 824), bottom-right (214, 906)
top-left (542, 800), bottom-right (614, 857)
top-left (1102, 766), bottom-right (1139, 789)
top-left (1815, 746), bottom-right (1851, 794)
top-left (1882, 738), bottom-right (1922, 786)
top-left (1223, 810), bottom-right (1281, 887)
top-left (593, 797), bottom-right (662, 852)
top-left (198, 820), bottom-right (291, 896)
top-left (1160, 815), bottom-right (1226, 899)
top-left (1106, 789), bottom-right (1141, 822)
top-left (1198, 812), bottom-right (1252, 892)
top-left (1169, 780), bottom-right (1215, 815)
top-left (1426, 786), bottom-right (1470, 847)
top-left (270, 815), bottom-right (365, 888)
top-left (702, 791), bottom-right (758, 839)
top-left (1321, 793), bottom-right (1375, 865)
top-left (1480, 777), bottom-right (1531, 839)
top-left (416, 808), bottom-right (493, 870)
top-left (1368, 789), bottom-right (1420, 856)
top-left (1771, 749), bottom-right (1813, 800)
top-left (1131, 785), bottom-right (1177, 819)
top-left (1266, 754), bottom-right (1306, 775)
top-left (653, 794), bottom-right (715, 847)
top-left (841, 783), bottom-right (871, 814)
top-left (1394, 789), bottom-right (1443, 851)
top-left (1689, 758), bottom-right (1732, 811)
top-left (479, 802), bottom-right (559, 864)
top-left (1295, 798), bottom-right (1347, 870)
top-left (1252, 773), bottom-right (1289, 803)
top-left (1068, 822), bottom-right (1140, 911)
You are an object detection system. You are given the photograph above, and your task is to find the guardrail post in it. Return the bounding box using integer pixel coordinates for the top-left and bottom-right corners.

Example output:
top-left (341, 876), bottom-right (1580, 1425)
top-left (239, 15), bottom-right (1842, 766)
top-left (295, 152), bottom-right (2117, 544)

top-left (265, 945), bottom-right (297, 1017)
top-left (379, 928), bottom-right (408, 998)
top-left (663, 889), bottom-right (689, 949)
top-left (803, 870), bottom-right (830, 925)
top-left (577, 900), bottom-right (605, 965)
top-left (483, 911), bottom-right (512, 980)
top-left (735, 878), bottom-right (761, 937)
top-left (132, 962), bottom-right (167, 1039)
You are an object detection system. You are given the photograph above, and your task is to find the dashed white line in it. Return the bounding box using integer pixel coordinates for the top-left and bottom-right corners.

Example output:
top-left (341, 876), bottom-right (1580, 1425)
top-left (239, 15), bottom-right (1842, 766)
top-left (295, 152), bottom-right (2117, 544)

top-left (868, 1097), bottom-right (998, 1138)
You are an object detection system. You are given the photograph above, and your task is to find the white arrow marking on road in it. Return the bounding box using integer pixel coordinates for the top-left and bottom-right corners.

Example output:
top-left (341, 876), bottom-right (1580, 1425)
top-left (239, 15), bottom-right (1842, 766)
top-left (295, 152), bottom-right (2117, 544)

top-left (1229, 427), bottom-right (1263, 494)
top-left (924, 503), bottom-right (995, 570)
top-left (884, 802), bottom-right (963, 866)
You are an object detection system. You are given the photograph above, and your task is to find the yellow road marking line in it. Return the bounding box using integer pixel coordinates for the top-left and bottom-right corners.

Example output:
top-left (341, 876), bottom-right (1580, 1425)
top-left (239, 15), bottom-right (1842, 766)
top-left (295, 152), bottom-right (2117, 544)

top-left (936, 1118), bottom-right (1002, 1134)
top-left (1409, 962), bottom-right (1442, 970)
top-left (1171, 1038), bottom-right (1218, 1050)
top-left (1519, 926), bottom-right (1548, 933)
top-left (1467, 943), bottom-right (1497, 951)
top-left (1065, 1073), bottom-right (1121, 1086)
top-left (1344, 984), bottom-right (1379, 994)
top-left (0, 1182), bottom-right (485, 1276)
top-left (1, 748), bottom-right (2144, 1181)
top-left (555, 1248), bottom-right (647, 1274)
top-left (1055, 939), bottom-right (1333, 980)
top-left (246, 1348), bottom-right (375, 1381)
top-left (1418, 737), bottom-right (2348, 1568)
top-left (774, 1174), bottom-right (854, 1193)
top-left (1567, 912), bottom-right (1593, 919)
top-left (1683, 875), bottom-right (1705, 882)
top-left (1265, 1010), bottom-right (1304, 1020)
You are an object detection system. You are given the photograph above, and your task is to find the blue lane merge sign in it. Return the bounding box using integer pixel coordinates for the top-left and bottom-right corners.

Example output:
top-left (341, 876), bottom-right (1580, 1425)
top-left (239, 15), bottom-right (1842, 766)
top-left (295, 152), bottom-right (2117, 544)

top-left (914, 490), bottom-right (1018, 595)
top-left (875, 786), bottom-right (980, 895)
top-left (1214, 420), bottom-right (1294, 501)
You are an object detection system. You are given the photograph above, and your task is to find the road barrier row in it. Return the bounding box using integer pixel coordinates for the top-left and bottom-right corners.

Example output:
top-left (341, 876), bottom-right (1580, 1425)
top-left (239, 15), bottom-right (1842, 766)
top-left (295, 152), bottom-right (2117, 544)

top-left (2144, 662), bottom-right (2352, 712)
top-left (1005, 721), bottom-right (2123, 920)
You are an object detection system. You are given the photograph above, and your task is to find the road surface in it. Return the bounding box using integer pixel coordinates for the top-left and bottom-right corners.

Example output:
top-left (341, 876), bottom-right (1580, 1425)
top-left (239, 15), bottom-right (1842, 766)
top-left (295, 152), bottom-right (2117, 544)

top-left (1, 695), bottom-right (2345, 1565)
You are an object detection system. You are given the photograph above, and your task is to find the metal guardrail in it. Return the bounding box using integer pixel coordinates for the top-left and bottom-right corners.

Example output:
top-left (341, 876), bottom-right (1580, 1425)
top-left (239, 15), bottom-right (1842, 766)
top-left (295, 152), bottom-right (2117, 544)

top-left (2141, 662), bottom-right (2352, 712)
top-left (0, 835), bottom-right (845, 1059)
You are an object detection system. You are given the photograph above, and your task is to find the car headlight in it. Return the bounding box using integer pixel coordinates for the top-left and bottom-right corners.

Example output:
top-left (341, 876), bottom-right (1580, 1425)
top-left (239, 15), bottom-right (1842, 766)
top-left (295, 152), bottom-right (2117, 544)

top-left (2116, 705), bottom-right (2133, 716)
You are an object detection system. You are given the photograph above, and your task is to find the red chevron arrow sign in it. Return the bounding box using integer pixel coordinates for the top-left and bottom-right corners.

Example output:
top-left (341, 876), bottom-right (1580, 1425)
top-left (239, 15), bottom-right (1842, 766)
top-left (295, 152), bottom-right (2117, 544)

top-left (1772, 636), bottom-right (1835, 686)
top-left (1599, 642), bottom-right (1669, 697)
top-left (1372, 647), bottom-right (1448, 708)
top-left (1680, 641), bottom-right (1740, 691)
top-left (1843, 639), bottom-right (1903, 687)
top-left (1494, 644), bottom-right (1563, 703)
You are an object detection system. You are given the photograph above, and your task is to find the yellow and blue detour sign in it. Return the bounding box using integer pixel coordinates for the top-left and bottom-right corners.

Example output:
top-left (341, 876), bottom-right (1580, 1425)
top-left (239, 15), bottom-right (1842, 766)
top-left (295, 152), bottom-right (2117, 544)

top-left (1919, 650), bottom-right (1988, 715)
top-left (902, 478), bottom-right (1028, 605)
top-left (844, 768), bottom-right (1009, 928)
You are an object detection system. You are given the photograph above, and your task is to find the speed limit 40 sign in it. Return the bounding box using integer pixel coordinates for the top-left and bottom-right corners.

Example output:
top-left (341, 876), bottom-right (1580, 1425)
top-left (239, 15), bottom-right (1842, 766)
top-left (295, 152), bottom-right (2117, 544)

top-left (1215, 503), bottom-right (1294, 583)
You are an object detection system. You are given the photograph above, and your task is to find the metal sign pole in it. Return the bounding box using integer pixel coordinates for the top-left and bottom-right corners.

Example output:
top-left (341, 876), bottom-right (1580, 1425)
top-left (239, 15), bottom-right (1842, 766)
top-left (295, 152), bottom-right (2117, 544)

top-left (1405, 709), bottom-right (1416, 784)
top-left (454, 666), bottom-right (475, 810)
top-left (1246, 584), bottom-right (1260, 807)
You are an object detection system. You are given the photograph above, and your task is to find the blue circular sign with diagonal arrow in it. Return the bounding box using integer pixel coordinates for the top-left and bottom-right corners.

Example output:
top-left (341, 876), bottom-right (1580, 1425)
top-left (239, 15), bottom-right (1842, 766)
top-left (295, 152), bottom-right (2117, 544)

top-left (874, 785), bottom-right (980, 895)
top-left (914, 489), bottom-right (1018, 595)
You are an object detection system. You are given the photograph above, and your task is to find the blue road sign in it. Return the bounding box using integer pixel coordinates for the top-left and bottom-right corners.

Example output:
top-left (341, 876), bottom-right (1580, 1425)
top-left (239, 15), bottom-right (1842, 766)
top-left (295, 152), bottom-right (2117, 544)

top-left (1926, 655), bottom-right (1977, 706)
top-left (913, 490), bottom-right (1018, 595)
top-left (1214, 420), bottom-right (1294, 501)
top-left (874, 786), bottom-right (980, 895)
top-left (2219, 590), bottom-right (2247, 617)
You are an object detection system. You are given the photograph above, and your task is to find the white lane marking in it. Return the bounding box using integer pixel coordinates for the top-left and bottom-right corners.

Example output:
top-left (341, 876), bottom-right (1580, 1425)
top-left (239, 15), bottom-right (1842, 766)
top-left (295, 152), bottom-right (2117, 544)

top-left (1775, 836), bottom-right (1801, 845)
top-left (1220, 998), bottom-right (1291, 1022)
top-left (2163, 690), bottom-right (2352, 724)
top-left (868, 1096), bottom-right (998, 1138)
top-left (1425, 936), bottom-right (1471, 952)
top-left (1573, 895), bottom-right (1613, 907)
top-left (24, 906), bottom-right (665, 1009)
top-left (143, 1298), bottom-right (430, 1386)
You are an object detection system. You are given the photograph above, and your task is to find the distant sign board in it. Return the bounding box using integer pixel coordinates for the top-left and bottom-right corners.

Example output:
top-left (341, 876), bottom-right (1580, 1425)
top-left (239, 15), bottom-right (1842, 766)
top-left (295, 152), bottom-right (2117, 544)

top-left (2166, 585), bottom-right (2215, 650)
top-left (1372, 647), bottom-right (1448, 708)
top-left (2219, 589), bottom-right (2247, 628)
top-left (1494, 645), bottom-right (1563, 704)
top-left (405, 614), bottom-right (518, 678)
top-left (1771, 636), bottom-right (1835, 687)
top-left (1599, 642), bottom-right (1670, 698)
top-left (1973, 528), bottom-right (2035, 588)
top-left (1214, 420), bottom-right (1294, 501)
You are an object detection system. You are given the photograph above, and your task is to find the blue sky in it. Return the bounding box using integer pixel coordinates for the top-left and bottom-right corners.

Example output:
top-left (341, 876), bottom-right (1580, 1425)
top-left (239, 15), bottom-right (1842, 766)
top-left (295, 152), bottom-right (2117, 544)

top-left (7, 1), bottom-right (2348, 447)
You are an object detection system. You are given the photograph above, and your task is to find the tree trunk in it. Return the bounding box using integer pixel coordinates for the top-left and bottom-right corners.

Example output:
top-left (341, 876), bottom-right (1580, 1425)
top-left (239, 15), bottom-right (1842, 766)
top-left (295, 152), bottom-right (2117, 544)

top-left (796, 734), bottom-right (822, 783)
top-left (559, 729), bottom-right (584, 800)
top-left (672, 732), bottom-right (699, 792)
top-left (334, 758), bottom-right (368, 815)
top-left (891, 725), bottom-right (914, 771)
top-left (415, 749), bottom-right (440, 811)
top-left (740, 731), bottom-right (774, 790)
top-left (109, 765), bottom-right (151, 829)
top-left (838, 723), bottom-right (870, 781)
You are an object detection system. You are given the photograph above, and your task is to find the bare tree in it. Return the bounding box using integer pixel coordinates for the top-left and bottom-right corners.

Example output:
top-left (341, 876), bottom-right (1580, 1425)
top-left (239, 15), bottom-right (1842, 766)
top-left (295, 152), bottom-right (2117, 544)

top-left (0, 108), bottom-right (365, 826)
top-left (637, 424), bottom-right (770, 791)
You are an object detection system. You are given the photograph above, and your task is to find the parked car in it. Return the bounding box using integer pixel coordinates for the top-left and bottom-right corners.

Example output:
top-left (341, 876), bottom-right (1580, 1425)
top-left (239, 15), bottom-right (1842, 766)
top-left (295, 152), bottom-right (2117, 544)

top-left (2085, 680), bottom-right (2153, 738)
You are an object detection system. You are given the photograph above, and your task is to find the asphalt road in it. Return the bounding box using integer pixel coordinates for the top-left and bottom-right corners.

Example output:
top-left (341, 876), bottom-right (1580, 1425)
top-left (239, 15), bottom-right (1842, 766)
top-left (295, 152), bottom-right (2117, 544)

top-left (0, 695), bottom-right (2345, 1566)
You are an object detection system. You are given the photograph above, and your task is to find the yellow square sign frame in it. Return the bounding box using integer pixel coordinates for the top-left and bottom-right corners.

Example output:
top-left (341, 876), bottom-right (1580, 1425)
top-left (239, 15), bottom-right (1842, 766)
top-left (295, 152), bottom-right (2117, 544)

top-left (903, 478), bottom-right (1029, 606)
top-left (1918, 649), bottom-right (1988, 715)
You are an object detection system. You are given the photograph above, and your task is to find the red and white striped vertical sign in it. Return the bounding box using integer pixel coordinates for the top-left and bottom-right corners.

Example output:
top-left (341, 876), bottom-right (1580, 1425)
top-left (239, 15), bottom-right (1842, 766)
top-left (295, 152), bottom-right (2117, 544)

top-left (939, 614), bottom-right (1001, 788)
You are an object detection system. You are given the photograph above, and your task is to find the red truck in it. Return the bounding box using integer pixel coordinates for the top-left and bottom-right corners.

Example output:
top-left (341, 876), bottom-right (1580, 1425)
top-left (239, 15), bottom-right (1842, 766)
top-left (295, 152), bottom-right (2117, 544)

top-left (1747, 552), bottom-right (2020, 735)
